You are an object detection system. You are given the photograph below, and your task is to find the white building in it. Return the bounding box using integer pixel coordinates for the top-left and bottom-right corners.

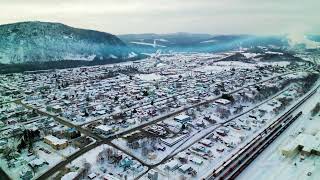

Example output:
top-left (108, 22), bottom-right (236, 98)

top-left (44, 135), bottom-right (68, 150)
top-left (174, 114), bottom-right (191, 123)
top-left (95, 125), bottom-right (113, 135)
top-left (282, 131), bottom-right (320, 157)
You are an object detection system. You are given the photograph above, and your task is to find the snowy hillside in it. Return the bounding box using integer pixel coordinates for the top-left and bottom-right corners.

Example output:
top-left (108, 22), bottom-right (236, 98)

top-left (0, 21), bottom-right (138, 64)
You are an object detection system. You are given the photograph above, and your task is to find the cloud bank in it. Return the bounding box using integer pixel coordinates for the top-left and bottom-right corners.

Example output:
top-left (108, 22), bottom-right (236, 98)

top-left (1, 0), bottom-right (319, 35)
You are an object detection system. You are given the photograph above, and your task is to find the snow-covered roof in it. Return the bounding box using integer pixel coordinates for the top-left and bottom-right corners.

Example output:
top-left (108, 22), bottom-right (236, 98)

top-left (61, 172), bottom-right (78, 180)
top-left (190, 156), bottom-right (203, 164)
top-left (28, 158), bottom-right (45, 167)
top-left (200, 139), bottom-right (213, 145)
top-left (174, 114), bottom-right (191, 121)
top-left (179, 164), bottom-right (191, 172)
top-left (215, 98), bottom-right (231, 105)
top-left (44, 135), bottom-right (67, 145)
top-left (164, 119), bottom-right (182, 127)
top-left (165, 159), bottom-right (179, 169)
top-left (103, 174), bottom-right (120, 180)
top-left (282, 132), bottom-right (320, 154)
top-left (95, 124), bottom-right (112, 132)
top-left (88, 173), bottom-right (97, 179)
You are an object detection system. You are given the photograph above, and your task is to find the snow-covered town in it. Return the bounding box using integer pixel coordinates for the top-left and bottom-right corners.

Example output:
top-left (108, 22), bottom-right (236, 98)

top-left (0, 48), bottom-right (320, 180)
top-left (1, 1), bottom-right (320, 179)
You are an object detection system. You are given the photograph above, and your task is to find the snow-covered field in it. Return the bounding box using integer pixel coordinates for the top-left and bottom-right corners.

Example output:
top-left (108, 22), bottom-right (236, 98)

top-left (193, 61), bottom-right (257, 73)
top-left (193, 60), bottom-right (290, 74)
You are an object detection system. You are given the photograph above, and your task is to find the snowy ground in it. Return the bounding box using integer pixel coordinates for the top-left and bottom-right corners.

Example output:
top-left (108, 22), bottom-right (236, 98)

top-left (0, 140), bottom-right (79, 180)
top-left (237, 87), bottom-right (320, 180)
top-left (138, 83), bottom-right (308, 180)
top-left (113, 80), bottom-right (305, 170)
top-left (193, 60), bottom-right (290, 73)
top-left (112, 122), bottom-right (219, 165)
top-left (64, 144), bottom-right (147, 180)
top-left (193, 61), bottom-right (257, 73)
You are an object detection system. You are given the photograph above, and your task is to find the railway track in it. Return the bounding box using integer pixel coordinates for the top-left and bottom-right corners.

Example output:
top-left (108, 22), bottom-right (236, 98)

top-left (206, 85), bottom-right (319, 180)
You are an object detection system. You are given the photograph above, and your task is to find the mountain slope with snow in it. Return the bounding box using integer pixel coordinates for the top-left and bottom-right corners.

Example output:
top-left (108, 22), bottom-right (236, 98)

top-left (0, 21), bottom-right (138, 64)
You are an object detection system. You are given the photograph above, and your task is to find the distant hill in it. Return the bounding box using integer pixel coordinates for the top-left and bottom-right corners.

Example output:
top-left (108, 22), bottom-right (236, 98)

top-left (307, 35), bottom-right (320, 42)
top-left (118, 33), bottom-right (289, 53)
top-left (219, 47), bottom-right (307, 64)
top-left (0, 21), bottom-right (142, 73)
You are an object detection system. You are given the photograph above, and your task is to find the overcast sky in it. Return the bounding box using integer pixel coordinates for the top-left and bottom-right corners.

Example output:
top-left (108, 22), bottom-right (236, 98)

top-left (1, 0), bottom-right (319, 35)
